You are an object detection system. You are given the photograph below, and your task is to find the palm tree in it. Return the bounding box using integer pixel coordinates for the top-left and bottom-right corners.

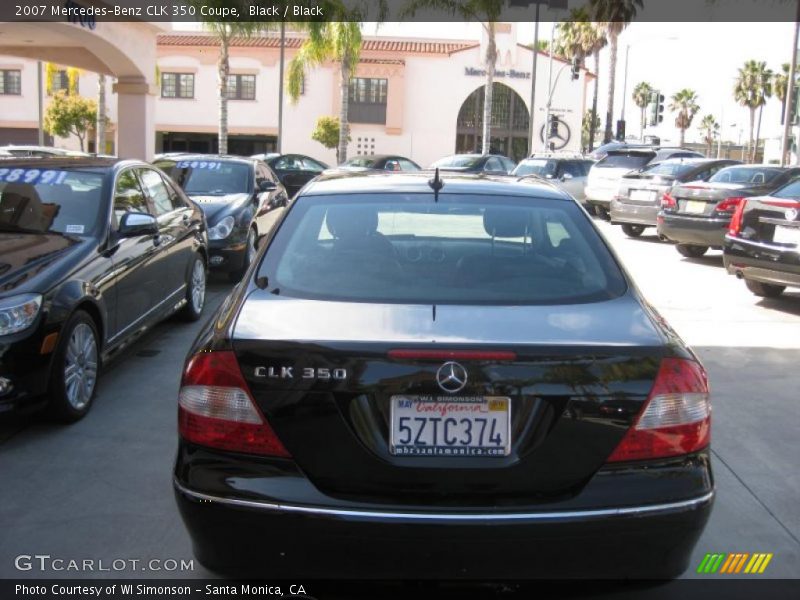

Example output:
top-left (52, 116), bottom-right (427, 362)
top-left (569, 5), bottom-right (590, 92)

top-left (699, 114), bottom-right (719, 157)
top-left (286, 22), bottom-right (362, 164)
top-left (734, 60), bottom-right (773, 162)
top-left (588, 0), bottom-right (643, 143)
top-left (402, 0), bottom-right (504, 154)
top-left (669, 89), bottom-right (700, 147)
top-left (773, 62), bottom-right (794, 127)
top-left (632, 81), bottom-right (653, 139)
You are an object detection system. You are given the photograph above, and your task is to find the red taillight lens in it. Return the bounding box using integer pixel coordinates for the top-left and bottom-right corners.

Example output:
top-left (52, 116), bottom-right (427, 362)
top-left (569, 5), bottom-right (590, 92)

top-left (716, 196), bottom-right (744, 212)
top-left (728, 199), bottom-right (747, 236)
top-left (606, 358), bottom-right (710, 463)
top-left (178, 351), bottom-right (291, 457)
top-left (661, 192), bottom-right (677, 209)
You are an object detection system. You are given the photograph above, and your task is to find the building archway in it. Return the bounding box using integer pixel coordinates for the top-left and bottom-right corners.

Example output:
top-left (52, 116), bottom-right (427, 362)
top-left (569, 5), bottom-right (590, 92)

top-left (0, 21), bottom-right (161, 159)
top-left (456, 82), bottom-right (530, 162)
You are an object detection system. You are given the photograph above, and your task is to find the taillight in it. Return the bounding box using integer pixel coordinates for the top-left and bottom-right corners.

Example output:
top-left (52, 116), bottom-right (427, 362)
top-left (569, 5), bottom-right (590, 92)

top-left (728, 199), bottom-right (747, 236)
top-left (661, 192), bottom-right (677, 209)
top-left (178, 351), bottom-right (291, 457)
top-left (606, 358), bottom-right (710, 462)
top-left (716, 196), bottom-right (744, 212)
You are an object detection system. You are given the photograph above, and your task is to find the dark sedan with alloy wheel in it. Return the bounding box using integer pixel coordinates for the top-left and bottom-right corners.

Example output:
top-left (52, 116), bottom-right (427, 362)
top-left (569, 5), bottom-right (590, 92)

top-left (611, 158), bottom-right (740, 238)
top-left (658, 165), bottom-right (800, 258)
top-left (0, 158), bottom-right (208, 421)
top-left (724, 177), bottom-right (800, 299)
top-left (155, 155), bottom-right (289, 281)
top-left (174, 172), bottom-right (713, 579)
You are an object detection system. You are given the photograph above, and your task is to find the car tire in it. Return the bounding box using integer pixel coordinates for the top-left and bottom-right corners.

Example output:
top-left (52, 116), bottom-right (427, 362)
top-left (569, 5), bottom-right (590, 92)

top-left (595, 206), bottom-right (610, 221)
top-left (46, 310), bottom-right (100, 423)
top-left (621, 224), bottom-right (646, 238)
top-left (228, 227), bottom-right (258, 283)
top-left (745, 279), bottom-right (785, 298)
top-left (583, 204), bottom-right (597, 216)
top-left (179, 254), bottom-right (207, 321)
top-left (676, 244), bottom-right (708, 258)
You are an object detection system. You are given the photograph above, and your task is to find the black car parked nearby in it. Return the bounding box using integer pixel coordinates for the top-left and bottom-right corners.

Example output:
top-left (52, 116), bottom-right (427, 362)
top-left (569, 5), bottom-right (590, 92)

top-left (266, 154), bottom-right (328, 198)
top-left (658, 165), bottom-right (800, 257)
top-left (174, 172), bottom-right (713, 579)
top-left (0, 158), bottom-right (208, 421)
top-left (610, 158), bottom-right (740, 238)
top-left (724, 177), bottom-right (800, 298)
top-left (155, 155), bottom-right (289, 281)
top-left (431, 153), bottom-right (516, 174)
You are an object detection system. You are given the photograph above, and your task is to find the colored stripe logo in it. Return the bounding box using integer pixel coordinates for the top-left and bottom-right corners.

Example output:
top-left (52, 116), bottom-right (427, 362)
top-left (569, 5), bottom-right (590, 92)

top-left (696, 552), bottom-right (773, 574)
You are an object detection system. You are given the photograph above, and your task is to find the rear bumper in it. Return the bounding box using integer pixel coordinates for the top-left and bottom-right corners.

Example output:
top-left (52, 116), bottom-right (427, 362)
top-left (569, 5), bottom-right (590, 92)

top-left (610, 200), bottom-right (659, 226)
top-left (174, 446), bottom-right (714, 578)
top-left (723, 236), bottom-right (800, 288)
top-left (584, 186), bottom-right (616, 209)
top-left (657, 213), bottom-right (730, 248)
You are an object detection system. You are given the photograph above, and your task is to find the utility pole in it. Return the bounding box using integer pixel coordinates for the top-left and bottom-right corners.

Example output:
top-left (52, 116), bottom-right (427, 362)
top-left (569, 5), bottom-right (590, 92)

top-left (528, 1), bottom-right (540, 156)
top-left (277, 20), bottom-right (286, 154)
top-left (543, 20), bottom-right (555, 151)
top-left (781, 0), bottom-right (800, 166)
top-left (619, 44), bottom-right (630, 140)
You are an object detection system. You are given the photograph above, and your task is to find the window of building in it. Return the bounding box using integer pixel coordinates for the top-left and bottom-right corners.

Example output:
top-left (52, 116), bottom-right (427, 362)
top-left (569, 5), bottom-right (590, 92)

top-left (226, 74), bottom-right (256, 100)
top-left (0, 69), bottom-right (21, 95)
top-left (349, 77), bottom-right (388, 124)
top-left (161, 72), bottom-right (194, 99)
top-left (49, 70), bottom-right (73, 95)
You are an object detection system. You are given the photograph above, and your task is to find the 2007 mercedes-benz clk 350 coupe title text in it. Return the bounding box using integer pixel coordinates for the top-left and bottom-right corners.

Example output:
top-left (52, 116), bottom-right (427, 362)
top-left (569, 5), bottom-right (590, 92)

top-left (173, 171), bottom-right (714, 579)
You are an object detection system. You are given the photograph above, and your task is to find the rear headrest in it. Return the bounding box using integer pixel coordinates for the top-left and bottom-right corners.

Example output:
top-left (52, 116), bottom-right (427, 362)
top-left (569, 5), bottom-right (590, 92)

top-left (326, 205), bottom-right (379, 239)
top-left (0, 183), bottom-right (44, 228)
top-left (483, 207), bottom-right (531, 238)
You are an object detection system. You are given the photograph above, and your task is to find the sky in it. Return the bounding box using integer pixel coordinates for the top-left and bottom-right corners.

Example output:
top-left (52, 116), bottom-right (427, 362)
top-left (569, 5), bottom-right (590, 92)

top-left (364, 21), bottom-right (796, 145)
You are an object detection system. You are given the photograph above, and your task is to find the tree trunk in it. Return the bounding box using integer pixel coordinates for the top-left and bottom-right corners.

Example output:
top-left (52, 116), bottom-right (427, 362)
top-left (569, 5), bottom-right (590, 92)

top-left (754, 103), bottom-right (764, 162)
top-left (218, 33), bottom-right (230, 155)
top-left (96, 73), bottom-right (106, 155)
top-left (640, 105), bottom-right (645, 140)
top-left (604, 31), bottom-right (618, 144)
top-left (339, 57), bottom-right (350, 164)
top-left (748, 107), bottom-right (755, 163)
top-left (589, 50), bottom-right (600, 151)
top-left (77, 133), bottom-right (84, 152)
top-left (481, 25), bottom-right (497, 154)
top-left (679, 126), bottom-right (685, 147)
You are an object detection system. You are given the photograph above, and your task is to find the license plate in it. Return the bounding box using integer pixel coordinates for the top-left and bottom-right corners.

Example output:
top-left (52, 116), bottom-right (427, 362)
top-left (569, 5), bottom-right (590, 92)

top-left (390, 395), bottom-right (511, 457)
top-left (630, 189), bottom-right (655, 202)
top-left (685, 200), bottom-right (707, 214)
top-left (773, 225), bottom-right (800, 246)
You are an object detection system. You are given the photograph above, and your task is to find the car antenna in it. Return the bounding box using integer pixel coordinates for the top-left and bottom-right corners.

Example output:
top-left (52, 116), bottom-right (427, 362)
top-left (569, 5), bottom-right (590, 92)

top-left (428, 167), bottom-right (444, 201)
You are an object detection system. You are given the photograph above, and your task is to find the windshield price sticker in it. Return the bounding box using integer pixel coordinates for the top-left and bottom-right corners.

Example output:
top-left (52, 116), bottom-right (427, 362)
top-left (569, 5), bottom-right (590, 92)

top-left (0, 168), bottom-right (70, 185)
top-left (176, 161), bottom-right (223, 170)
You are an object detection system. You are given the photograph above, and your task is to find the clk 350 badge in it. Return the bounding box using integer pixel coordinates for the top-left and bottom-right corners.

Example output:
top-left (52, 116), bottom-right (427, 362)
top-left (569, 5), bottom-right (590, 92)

top-left (253, 366), bottom-right (347, 380)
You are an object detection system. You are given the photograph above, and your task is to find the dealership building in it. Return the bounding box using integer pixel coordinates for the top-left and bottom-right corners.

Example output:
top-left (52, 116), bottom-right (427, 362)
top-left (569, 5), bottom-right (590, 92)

top-left (1, 23), bottom-right (594, 166)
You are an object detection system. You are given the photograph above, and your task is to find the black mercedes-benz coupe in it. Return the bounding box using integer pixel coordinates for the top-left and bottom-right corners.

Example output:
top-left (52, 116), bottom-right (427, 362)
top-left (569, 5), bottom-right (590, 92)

top-left (0, 158), bottom-right (208, 421)
top-left (155, 155), bottom-right (289, 281)
top-left (174, 171), bottom-right (713, 579)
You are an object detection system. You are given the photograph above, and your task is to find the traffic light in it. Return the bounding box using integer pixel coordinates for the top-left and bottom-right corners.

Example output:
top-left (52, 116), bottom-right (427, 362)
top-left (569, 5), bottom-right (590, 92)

top-left (616, 119), bottom-right (626, 141)
top-left (648, 91), bottom-right (665, 126)
top-left (571, 57), bottom-right (581, 80)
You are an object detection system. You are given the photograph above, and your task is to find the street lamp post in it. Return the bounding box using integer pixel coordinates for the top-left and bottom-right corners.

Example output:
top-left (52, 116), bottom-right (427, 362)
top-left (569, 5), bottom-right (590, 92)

top-left (781, 1), bottom-right (800, 166)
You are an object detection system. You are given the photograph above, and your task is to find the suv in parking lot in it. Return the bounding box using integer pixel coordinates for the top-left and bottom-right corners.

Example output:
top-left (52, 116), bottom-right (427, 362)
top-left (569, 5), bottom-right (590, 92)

top-left (512, 154), bottom-right (595, 204)
top-left (586, 147), bottom-right (704, 219)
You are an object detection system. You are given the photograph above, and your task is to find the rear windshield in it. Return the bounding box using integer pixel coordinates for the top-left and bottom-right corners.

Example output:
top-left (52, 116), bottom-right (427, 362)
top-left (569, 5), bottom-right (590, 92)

top-left (596, 152), bottom-right (655, 169)
top-left (431, 155), bottom-right (482, 169)
top-left (0, 167), bottom-right (105, 236)
top-left (512, 159), bottom-right (557, 178)
top-left (633, 161), bottom-right (699, 178)
top-left (709, 167), bottom-right (783, 184)
top-left (343, 157), bottom-right (378, 168)
top-left (155, 160), bottom-right (251, 195)
top-left (258, 194), bottom-right (627, 305)
top-left (772, 178), bottom-right (800, 198)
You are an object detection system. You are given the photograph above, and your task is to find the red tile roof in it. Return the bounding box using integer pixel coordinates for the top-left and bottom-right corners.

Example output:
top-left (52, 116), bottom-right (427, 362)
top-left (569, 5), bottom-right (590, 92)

top-left (157, 34), bottom-right (477, 55)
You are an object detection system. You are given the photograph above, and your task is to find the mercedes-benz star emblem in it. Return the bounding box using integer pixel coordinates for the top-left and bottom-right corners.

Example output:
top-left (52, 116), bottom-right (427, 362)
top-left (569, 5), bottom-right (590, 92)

top-left (786, 208), bottom-right (798, 222)
top-left (436, 361), bottom-right (468, 394)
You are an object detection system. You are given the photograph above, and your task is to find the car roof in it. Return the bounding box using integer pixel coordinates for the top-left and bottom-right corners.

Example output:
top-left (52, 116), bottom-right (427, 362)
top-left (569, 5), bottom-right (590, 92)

top-left (300, 170), bottom-right (569, 200)
top-left (0, 157), bottom-right (138, 170)
top-left (154, 154), bottom-right (255, 164)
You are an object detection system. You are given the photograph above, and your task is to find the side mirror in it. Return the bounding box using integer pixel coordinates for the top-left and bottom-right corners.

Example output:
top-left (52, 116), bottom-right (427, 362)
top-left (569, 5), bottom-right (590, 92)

top-left (561, 172), bottom-right (574, 181)
top-left (258, 180), bottom-right (277, 192)
top-left (119, 212), bottom-right (158, 237)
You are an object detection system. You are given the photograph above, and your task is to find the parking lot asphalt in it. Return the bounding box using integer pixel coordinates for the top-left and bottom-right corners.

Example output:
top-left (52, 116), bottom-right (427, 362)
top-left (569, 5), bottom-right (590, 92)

top-left (0, 222), bottom-right (798, 584)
